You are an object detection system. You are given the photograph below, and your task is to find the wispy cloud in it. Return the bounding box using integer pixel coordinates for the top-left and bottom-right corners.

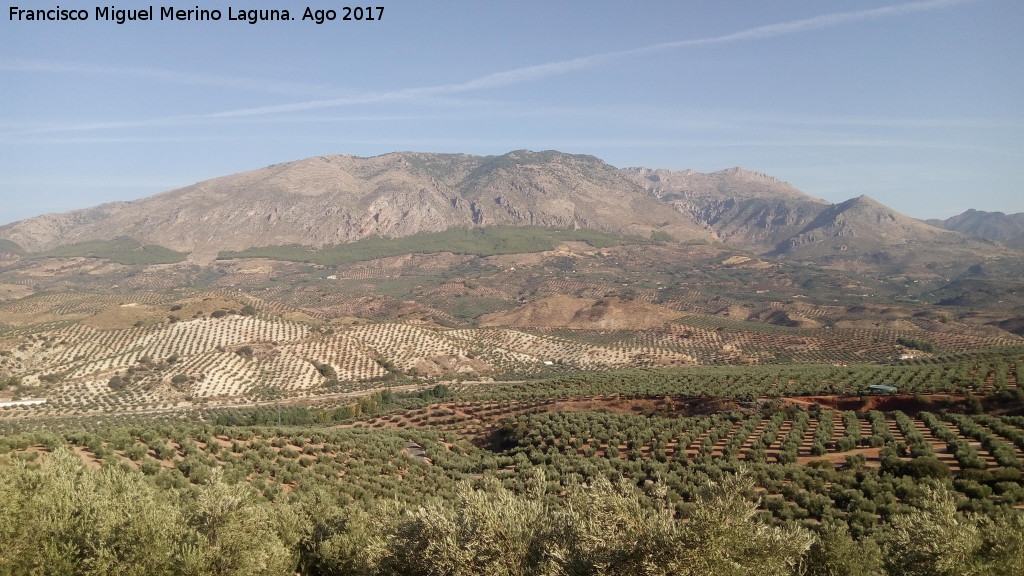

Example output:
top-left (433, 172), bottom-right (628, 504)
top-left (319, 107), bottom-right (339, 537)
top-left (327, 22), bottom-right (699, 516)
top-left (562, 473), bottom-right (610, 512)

top-left (0, 0), bottom-right (984, 136)
top-left (207, 0), bottom-right (983, 118)
top-left (0, 58), bottom-right (341, 97)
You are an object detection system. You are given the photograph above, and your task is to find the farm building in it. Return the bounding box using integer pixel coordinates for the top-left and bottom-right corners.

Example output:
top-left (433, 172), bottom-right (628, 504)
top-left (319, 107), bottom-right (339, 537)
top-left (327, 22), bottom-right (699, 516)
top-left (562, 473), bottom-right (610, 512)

top-left (867, 384), bottom-right (898, 395)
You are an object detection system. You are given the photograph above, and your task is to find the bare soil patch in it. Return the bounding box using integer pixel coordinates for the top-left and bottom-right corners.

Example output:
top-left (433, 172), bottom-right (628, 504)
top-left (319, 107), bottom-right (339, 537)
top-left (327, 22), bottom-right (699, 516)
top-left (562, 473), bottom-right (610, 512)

top-left (0, 283), bottom-right (34, 302)
top-left (480, 295), bottom-right (683, 330)
top-left (784, 394), bottom-right (971, 413)
top-left (796, 447), bottom-right (882, 468)
top-left (83, 304), bottom-right (167, 329)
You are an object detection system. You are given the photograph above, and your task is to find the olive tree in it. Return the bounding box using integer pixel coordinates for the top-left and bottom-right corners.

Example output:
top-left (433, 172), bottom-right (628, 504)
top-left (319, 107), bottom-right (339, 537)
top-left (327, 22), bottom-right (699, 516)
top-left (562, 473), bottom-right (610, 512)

top-left (882, 483), bottom-right (982, 576)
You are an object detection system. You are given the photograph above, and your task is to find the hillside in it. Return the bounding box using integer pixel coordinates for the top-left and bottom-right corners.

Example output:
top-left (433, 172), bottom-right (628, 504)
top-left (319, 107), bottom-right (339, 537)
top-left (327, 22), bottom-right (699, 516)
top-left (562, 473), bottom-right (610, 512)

top-left (2, 235), bottom-right (1022, 418)
top-left (0, 150), bottom-right (1020, 409)
top-left (0, 151), bottom-right (708, 260)
top-left (621, 166), bottom-right (831, 251)
top-left (0, 150), bottom-right (1010, 271)
top-left (621, 166), bottom-right (1006, 268)
top-left (928, 209), bottom-right (1024, 249)
top-left (773, 195), bottom-right (995, 260)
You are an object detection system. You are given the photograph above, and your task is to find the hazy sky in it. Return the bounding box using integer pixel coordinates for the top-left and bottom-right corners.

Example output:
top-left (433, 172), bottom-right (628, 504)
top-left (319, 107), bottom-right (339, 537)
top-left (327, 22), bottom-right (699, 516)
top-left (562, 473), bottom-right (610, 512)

top-left (2, 0), bottom-right (1021, 225)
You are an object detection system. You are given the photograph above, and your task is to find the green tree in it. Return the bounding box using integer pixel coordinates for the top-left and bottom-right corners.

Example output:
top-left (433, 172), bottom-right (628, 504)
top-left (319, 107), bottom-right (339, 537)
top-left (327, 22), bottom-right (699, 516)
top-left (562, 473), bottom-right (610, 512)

top-left (976, 511), bottom-right (1024, 576)
top-left (0, 448), bottom-right (302, 576)
top-left (298, 498), bottom-right (398, 576)
top-left (0, 447), bottom-right (181, 576)
top-left (180, 470), bottom-right (301, 576)
top-left (672, 473), bottom-right (815, 576)
top-left (883, 483), bottom-right (983, 576)
top-left (804, 521), bottom-right (885, 576)
top-left (383, 477), bottom-right (549, 576)
top-left (547, 472), bottom-right (813, 576)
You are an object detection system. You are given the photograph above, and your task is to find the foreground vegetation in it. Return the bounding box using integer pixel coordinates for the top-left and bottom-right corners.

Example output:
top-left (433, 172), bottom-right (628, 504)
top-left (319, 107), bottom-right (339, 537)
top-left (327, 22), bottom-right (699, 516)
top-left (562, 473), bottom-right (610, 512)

top-left (1, 346), bottom-right (1023, 575)
top-left (1, 236), bottom-right (1022, 574)
top-left (2, 441), bottom-right (1022, 576)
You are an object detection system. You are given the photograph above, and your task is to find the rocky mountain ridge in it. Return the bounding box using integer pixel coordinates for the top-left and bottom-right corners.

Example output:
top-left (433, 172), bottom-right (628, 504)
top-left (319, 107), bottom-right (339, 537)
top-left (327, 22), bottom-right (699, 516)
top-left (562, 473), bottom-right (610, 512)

top-left (0, 151), bottom-right (708, 259)
top-left (927, 209), bottom-right (1024, 249)
top-left (0, 150), bottom-right (1010, 267)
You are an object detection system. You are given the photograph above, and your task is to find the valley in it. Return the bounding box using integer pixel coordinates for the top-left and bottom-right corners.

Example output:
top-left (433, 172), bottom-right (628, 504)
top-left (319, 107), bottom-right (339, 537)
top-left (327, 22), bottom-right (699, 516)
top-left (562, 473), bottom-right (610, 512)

top-left (1, 232), bottom-right (1020, 418)
top-left (1, 151), bottom-right (1023, 575)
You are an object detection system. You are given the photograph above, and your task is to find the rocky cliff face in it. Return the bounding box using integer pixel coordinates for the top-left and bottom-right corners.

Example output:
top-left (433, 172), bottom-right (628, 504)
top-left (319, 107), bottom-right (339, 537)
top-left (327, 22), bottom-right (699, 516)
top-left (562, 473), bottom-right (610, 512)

top-left (620, 166), bottom-right (831, 250)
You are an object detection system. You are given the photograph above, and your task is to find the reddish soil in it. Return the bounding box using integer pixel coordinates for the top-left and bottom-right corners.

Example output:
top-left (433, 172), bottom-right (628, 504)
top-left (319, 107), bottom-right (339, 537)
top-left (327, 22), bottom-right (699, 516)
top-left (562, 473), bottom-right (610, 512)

top-left (783, 394), bottom-right (970, 413)
top-left (796, 447), bottom-right (883, 468)
top-left (547, 397), bottom-right (720, 416)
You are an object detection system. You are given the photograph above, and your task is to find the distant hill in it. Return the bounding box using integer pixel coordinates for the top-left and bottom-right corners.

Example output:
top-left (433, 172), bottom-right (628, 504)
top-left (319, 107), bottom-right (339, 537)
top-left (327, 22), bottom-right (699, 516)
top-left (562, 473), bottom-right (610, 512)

top-left (0, 150), bottom-right (1009, 268)
top-left (927, 209), bottom-right (1024, 249)
top-left (772, 195), bottom-right (997, 262)
top-left (621, 167), bottom-right (1003, 266)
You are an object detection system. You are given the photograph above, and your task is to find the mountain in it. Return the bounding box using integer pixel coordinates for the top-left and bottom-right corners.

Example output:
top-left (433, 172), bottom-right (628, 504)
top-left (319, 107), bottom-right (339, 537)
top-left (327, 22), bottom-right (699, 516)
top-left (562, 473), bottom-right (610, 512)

top-left (773, 195), bottom-right (998, 261)
top-left (0, 151), bottom-right (708, 259)
top-left (927, 209), bottom-right (1024, 249)
top-left (620, 166), bottom-right (1003, 266)
top-left (622, 166), bottom-right (831, 251)
top-left (0, 150), bottom-right (1008, 269)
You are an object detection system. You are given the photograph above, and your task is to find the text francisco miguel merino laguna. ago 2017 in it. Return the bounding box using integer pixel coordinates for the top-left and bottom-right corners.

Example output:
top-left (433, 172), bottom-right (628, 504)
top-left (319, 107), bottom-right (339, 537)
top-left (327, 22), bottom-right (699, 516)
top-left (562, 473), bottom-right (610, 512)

top-left (8, 5), bottom-right (384, 24)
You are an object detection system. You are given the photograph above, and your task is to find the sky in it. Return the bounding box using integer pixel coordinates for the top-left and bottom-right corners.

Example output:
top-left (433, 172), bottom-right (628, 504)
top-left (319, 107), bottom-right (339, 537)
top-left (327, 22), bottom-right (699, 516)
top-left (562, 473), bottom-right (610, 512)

top-left (1, 0), bottom-right (1022, 225)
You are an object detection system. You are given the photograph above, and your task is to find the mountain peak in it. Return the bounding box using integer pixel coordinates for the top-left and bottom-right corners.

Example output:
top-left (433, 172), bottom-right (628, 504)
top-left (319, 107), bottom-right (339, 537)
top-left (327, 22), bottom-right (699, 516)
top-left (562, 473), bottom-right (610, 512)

top-left (771, 191), bottom-right (997, 261)
top-left (620, 165), bottom-right (824, 204)
top-left (712, 166), bottom-right (789, 185)
top-left (841, 194), bottom-right (885, 208)
top-left (927, 208), bottom-right (1024, 244)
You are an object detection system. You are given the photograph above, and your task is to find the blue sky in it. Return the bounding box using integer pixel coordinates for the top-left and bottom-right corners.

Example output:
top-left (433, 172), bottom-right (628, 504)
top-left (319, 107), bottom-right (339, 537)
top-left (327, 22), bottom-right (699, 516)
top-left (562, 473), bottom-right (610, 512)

top-left (2, 0), bottom-right (1022, 225)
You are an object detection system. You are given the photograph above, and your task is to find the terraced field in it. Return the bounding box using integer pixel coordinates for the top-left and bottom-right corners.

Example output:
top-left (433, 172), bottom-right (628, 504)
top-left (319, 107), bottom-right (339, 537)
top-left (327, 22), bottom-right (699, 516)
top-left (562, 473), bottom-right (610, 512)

top-left (7, 389), bottom-right (1024, 538)
top-left (3, 347), bottom-right (1024, 575)
top-left (1, 285), bottom-right (1021, 418)
top-left (351, 395), bottom-right (1024, 472)
top-left (1, 241), bottom-right (1021, 421)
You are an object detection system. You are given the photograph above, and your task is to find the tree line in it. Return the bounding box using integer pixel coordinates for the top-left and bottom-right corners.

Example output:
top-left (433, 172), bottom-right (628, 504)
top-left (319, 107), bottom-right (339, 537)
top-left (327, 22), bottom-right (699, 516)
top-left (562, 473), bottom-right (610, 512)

top-left (3, 447), bottom-right (1022, 575)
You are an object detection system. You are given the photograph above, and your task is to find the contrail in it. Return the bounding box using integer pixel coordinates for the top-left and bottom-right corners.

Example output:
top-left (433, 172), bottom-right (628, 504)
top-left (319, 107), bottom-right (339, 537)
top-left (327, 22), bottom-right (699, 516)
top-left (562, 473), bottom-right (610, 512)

top-left (208, 0), bottom-right (982, 118)
top-left (0, 0), bottom-right (983, 134)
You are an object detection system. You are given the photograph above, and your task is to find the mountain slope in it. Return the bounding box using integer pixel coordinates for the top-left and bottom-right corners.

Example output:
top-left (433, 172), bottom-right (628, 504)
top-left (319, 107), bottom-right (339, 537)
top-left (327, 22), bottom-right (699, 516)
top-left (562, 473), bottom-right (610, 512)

top-left (0, 151), bottom-right (708, 258)
top-left (620, 167), bottom-right (1001, 265)
top-left (775, 195), bottom-right (994, 261)
top-left (622, 166), bottom-right (823, 203)
top-left (0, 151), bottom-right (1008, 269)
top-left (623, 166), bottom-right (830, 250)
top-left (927, 209), bottom-right (1024, 241)
top-left (927, 209), bottom-right (1024, 249)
